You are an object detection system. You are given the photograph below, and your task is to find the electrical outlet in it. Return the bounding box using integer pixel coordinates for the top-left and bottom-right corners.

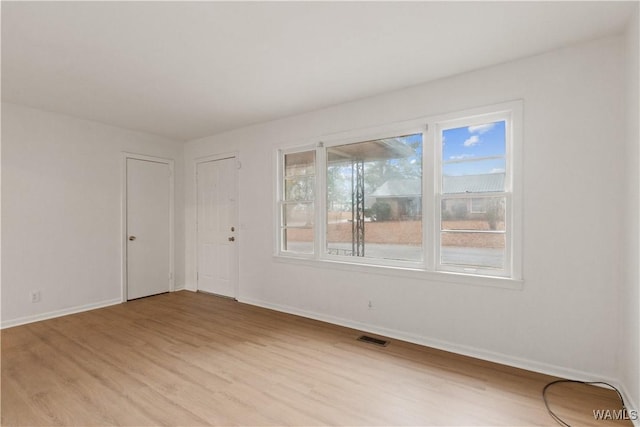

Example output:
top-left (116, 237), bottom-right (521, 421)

top-left (368, 300), bottom-right (373, 310)
top-left (30, 290), bottom-right (41, 303)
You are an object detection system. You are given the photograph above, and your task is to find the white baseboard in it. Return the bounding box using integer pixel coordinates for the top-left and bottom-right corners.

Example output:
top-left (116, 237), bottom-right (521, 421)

top-left (1, 298), bottom-right (122, 329)
top-left (239, 297), bottom-right (631, 401)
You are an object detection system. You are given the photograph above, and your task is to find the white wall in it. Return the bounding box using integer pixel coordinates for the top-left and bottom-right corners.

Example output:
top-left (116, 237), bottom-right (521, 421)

top-left (185, 35), bottom-right (627, 382)
top-left (1, 103), bottom-right (185, 327)
top-left (622, 5), bottom-right (640, 415)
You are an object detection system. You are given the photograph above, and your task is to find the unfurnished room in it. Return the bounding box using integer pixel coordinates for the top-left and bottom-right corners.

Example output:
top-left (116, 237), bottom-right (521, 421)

top-left (1, 1), bottom-right (639, 426)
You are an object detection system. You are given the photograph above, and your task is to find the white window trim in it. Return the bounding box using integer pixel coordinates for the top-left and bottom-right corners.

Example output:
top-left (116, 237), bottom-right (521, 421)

top-left (274, 100), bottom-right (523, 287)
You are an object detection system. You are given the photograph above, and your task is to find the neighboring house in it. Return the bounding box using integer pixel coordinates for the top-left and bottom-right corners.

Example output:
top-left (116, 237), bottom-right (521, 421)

top-left (370, 178), bottom-right (422, 220)
top-left (369, 172), bottom-right (505, 221)
top-left (442, 172), bottom-right (505, 220)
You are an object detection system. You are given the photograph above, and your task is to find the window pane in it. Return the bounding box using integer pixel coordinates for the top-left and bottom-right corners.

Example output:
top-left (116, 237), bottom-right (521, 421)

top-left (282, 229), bottom-right (313, 253)
top-left (285, 176), bottom-right (314, 201)
top-left (282, 150), bottom-right (315, 255)
top-left (441, 197), bottom-right (505, 231)
top-left (439, 118), bottom-right (510, 272)
top-left (326, 133), bottom-right (423, 262)
top-left (442, 120), bottom-right (505, 161)
top-left (442, 158), bottom-right (506, 193)
top-left (285, 151), bottom-right (315, 176)
top-left (283, 203), bottom-right (313, 227)
top-left (440, 231), bottom-right (505, 269)
top-left (326, 217), bottom-right (422, 261)
top-left (442, 120), bottom-right (506, 195)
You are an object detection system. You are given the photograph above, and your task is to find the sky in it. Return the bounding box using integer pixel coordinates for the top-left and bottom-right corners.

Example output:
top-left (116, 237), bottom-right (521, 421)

top-left (441, 120), bottom-right (506, 176)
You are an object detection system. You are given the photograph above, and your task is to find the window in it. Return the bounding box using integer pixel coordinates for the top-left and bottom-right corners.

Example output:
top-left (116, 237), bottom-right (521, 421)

top-left (279, 150), bottom-right (315, 254)
top-left (276, 101), bottom-right (522, 282)
top-left (438, 117), bottom-right (510, 274)
top-left (326, 134), bottom-right (422, 262)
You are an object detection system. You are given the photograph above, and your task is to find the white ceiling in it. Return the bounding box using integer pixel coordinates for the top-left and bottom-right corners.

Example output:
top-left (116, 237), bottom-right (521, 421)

top-left (2, 1), bottom-right (636, 141)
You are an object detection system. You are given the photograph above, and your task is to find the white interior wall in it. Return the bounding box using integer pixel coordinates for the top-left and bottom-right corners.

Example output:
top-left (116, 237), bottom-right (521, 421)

top-left (185, 35), bottom-right (627, 382)
top-left (1, 103), bottom-right (185, 327)
top-left (622, 5), bottom-right (640, 414)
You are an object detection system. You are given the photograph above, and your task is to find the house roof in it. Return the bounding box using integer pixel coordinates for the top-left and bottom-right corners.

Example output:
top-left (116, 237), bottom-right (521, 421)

top-left (443, 172), bottom-right (505, 194)
top-left (370, 172), bottom-right (505, 197)
top-left (371, 179), bottom-right (421, 197)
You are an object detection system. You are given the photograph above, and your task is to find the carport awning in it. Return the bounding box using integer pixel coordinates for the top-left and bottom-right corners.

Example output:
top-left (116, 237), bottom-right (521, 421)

top-left (327, 137), bottom-right (415, 163)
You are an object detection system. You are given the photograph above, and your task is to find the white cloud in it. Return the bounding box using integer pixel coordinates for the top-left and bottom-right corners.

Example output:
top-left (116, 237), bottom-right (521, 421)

top-left (468, 123), bottom-right (495, 134)
top-left (449, 154), bottom-right (475, 160)
top-left (463, 135), bottom-right (480, 147)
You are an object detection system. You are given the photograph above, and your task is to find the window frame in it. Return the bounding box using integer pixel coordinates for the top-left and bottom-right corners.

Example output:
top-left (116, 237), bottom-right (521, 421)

top-left (276, 145), bottom-right (318, 259)
top-left (320, 124), bottom-right (428, 269)
top-left (275, 100), bottom-right (523, 286)
top-left (434, 108), bottom-right (517, 278)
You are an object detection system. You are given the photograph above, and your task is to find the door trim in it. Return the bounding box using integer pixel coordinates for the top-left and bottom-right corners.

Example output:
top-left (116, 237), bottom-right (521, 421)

top-left (121, 152), bottom-right (175, 302)
top-left (194, 151), bottom-right (240, 299)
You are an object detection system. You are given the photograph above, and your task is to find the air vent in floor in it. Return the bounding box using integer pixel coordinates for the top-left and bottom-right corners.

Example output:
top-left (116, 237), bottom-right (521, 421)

top-left (357, 335), bottom-right (389, 347)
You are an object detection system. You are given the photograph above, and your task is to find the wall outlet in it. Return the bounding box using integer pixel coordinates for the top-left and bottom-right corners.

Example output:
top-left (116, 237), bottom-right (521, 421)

top-left (30, 290), bottom-right (41, 303)
top-left (368, 300), bottom-right (373, 310)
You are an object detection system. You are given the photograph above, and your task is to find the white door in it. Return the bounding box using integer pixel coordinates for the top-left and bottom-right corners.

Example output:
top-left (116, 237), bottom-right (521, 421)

top-left (197, 157), bottom-right (238, 298)
top-left (126, 158), bottom-right (171, 300)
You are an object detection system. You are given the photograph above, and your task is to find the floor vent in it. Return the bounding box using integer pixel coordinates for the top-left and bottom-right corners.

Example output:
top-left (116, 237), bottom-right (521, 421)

top-left (357, 335), bottom-right (389, 347)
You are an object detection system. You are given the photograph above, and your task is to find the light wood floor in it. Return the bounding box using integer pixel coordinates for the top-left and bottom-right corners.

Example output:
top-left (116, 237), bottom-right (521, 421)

top-left (1, 291), bottom-right (631, 426)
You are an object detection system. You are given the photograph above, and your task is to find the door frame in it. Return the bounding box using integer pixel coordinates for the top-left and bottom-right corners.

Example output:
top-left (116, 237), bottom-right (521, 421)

top-left (121, 152), bottom-right (175, 302)
top-left (194, 151), bottom-right (240, 299)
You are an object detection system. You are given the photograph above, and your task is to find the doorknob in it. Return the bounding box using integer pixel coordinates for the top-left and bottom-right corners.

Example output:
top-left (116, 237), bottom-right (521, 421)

top-left (228, 237), bottom-right (235, 242)
top-left (129, 236), bottom-right (136, 241)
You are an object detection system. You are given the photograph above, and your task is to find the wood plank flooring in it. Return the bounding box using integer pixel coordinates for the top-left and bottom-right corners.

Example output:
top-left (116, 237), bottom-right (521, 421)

top-left (1, 291), bottom-right (631, 426)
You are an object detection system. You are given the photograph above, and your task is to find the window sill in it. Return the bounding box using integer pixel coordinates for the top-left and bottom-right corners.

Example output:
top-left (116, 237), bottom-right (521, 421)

top-left (273, 254), bottom-right (523, 290)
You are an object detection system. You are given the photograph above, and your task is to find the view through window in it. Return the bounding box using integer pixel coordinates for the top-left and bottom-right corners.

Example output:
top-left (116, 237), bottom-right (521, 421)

top-left (326, 134), bottom-right (423, 262)
top-left (277, 102), bottom-right (520, 280)
top-left (439, 120), bottom-right (507, 271)
top-left (281, 150), bottom-right (315, 254)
